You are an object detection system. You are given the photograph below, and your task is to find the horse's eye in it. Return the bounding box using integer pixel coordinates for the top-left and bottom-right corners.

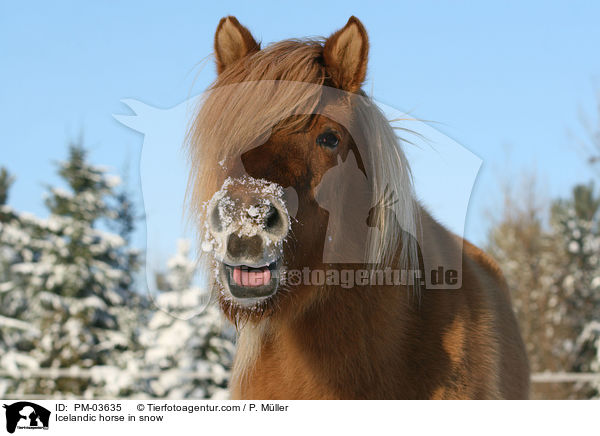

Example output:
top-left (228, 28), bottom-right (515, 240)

top-left (316, 132), bottom-right (339, 148)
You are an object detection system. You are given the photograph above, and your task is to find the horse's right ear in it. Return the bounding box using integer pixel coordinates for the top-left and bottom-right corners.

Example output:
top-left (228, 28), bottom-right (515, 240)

top-left (214, 16), bottom-right (260, 75)
top-left (323, 16), bottom-right (369, 93)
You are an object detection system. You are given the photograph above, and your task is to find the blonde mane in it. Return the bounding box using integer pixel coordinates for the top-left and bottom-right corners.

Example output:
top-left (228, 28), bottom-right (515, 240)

top-left (186, 38), bottom-right (419, 273)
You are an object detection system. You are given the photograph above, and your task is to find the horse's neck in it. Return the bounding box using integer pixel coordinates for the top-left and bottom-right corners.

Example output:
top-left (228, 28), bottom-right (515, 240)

top-left (231, 281), bottom-right (413, 398)
top-left (229, 320), bottom-right (270, 399)
top-left (230, 206), bottom-right (440, 398)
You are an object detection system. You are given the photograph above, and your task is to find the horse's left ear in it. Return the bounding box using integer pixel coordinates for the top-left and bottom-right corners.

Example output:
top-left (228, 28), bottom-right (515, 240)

top-left (214, 16), bottom-right (260, 75)
top-left (323, 16), bottom-right (369, 93)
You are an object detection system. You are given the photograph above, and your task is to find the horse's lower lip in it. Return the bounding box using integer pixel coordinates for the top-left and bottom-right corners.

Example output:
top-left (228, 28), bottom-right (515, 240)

top-left (222, 260), bottom-right (280, 301)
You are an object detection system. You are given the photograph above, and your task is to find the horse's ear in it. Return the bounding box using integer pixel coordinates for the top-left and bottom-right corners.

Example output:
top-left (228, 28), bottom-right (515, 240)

top-left (214, 16), bottom-right (260, 75)
top-left (323, 16), bottom-right (369, 93)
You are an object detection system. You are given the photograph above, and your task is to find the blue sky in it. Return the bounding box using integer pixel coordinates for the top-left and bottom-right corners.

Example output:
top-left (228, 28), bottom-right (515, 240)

top-left (1, 0), bottom-right (599, 258)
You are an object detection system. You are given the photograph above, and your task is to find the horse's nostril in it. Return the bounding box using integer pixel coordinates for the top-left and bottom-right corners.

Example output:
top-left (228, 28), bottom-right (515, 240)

top-left (264, 205), bottom-right (282, 232)
top-left (245, 203), bottom-right (283, 233)
top-left (210, 203), bottom-right (223, 232)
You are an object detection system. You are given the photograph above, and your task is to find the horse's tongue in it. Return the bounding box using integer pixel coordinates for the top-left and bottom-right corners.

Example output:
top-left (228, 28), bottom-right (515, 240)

top-left (233, 266), bottom-right (271, 287)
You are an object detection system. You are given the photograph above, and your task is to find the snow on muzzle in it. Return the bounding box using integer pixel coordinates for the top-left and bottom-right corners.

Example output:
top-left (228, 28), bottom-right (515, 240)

top-left (203, 177), bottom-right (291, 301)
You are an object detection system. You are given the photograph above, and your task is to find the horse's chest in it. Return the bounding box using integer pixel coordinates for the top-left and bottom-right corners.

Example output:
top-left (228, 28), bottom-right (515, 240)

top-left (242, 340), bottom-right (338, 400)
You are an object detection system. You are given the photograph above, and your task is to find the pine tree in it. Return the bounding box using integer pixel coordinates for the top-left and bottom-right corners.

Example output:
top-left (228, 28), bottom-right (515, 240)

top-left (488, 179), bottom-right (600, 398)
top-left (552, 183), bottom-right (600, 396)
top-left (0, 167), bottom-right (15, 208)
top-left (574, 321), bottom-right (600, 398)
top-left (0, 168), bottom-right (40, 396)
top-left (0, 144), bottom-right (148, 397)
top-left (141, 239), bottom-right (235, 399)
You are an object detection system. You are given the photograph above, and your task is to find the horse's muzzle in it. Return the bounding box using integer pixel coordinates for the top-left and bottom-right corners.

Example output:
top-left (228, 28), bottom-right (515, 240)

top-left (205, 177), bottom-right (289, 304)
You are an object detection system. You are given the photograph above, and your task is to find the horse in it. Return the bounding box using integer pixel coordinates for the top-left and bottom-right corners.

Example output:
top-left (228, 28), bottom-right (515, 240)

top-left (186, 15), bottom-right (530, 399)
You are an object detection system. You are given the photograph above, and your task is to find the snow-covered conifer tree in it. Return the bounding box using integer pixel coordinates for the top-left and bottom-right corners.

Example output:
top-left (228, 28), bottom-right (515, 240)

top-left (488, 180), bottom-right (600, 398)
top-left (0, 168), bottom-right (41, 396)
top-left (0, 144), bottom-right (147, 398)
top-left (141, 239), bottom-right (234, 399)
top-left (552, 183), bottom-right (600, 397)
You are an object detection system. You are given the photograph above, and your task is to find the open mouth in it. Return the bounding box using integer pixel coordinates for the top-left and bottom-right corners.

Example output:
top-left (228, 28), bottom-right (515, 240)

top-left (222, 260), bottom-right (281, 301)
